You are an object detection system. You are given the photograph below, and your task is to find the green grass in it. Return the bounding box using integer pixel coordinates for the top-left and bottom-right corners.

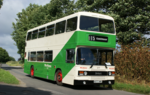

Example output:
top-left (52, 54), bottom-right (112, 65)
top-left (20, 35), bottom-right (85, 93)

top-left (112, 81), bottom-right (150, 95)
top-left (0, 69), bottom-right (19, 84)
top-left (6, 61), bottom-right (24, 68)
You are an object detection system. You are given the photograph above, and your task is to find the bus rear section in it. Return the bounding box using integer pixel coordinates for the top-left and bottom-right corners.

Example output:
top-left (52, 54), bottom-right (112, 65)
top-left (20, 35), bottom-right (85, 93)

top-left (62, 47), bottom-right (115, 86)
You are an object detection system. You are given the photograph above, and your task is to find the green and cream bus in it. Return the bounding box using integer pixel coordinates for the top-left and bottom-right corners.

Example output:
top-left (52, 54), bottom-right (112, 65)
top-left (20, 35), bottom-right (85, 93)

top-left (24, 12), bottom-right (116, 86)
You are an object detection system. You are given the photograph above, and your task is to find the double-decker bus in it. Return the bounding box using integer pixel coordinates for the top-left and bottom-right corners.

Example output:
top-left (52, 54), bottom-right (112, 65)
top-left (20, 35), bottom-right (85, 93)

top-left (24, 12), bottom-right (116, 86)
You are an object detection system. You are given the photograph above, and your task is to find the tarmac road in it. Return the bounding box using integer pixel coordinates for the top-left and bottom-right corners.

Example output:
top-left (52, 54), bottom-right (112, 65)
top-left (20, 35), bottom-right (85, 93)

top-left (1, 64), bottom-right (143, 95)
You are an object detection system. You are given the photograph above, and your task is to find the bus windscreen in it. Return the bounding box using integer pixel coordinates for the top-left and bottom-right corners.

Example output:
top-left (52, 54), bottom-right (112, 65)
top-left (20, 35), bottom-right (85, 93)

top-left (76, 47), bottom-right (113, 65)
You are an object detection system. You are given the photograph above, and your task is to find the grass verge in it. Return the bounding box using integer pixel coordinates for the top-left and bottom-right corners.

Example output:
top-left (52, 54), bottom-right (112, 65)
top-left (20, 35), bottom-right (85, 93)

top-left (112, 81), bottom-right (150, 95)
top-left (0, 68), bottom-right (19, 84)
top-left (6, 61), bottom-right (24, 68)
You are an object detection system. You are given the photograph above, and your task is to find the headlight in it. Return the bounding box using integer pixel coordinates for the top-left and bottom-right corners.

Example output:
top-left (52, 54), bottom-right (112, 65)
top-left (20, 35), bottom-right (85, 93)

top-left (109, 72), bottom-right (111, 76)
top-left (79, 71), bottom-right (87, 76)
top-left (84, 71), bottom-right (87, 75)
top-left (109, 71), bottom-right (115, 76)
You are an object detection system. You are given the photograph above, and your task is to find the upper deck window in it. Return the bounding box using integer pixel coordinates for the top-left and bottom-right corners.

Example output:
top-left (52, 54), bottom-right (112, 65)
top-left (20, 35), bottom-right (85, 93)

top-left (46, 25), bottom-right (54, 36)
top-left (80, 16), bottom-right (114, 34)
top-left (66, 17), bottom-right (77, 32)
top-left (27, 32), bottom-right (32, 41)
top-left (38, 28), bottom-right (45, 38)
top-left (55, 21), bottom-right (66, 34)
top-left (32, 30), bottom-right (38, 39)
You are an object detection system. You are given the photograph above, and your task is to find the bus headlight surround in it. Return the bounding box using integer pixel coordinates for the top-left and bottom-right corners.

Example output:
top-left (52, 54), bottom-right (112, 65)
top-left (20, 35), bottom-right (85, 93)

top-left (109, 72), bottom-right (111, 76)
top-left (79, 71), bottom-right (87, 76)
top-left (108, 71), bottom-right (115, 76)
top-left (84, 71), bottom-right (87, 75)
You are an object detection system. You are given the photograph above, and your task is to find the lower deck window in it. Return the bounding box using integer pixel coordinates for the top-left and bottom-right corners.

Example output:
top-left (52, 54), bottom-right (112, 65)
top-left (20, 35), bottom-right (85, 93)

top-left (28, 50), bottom-right (53, 62)
top-left (44, 51), bottom-right (53, 62)
top-left (28, 52), bottom-right (30, 61)
top-left (66, 49), bottom-right (75, 63)
top-left (31, 52), bottom-right (36, 61)
top-left (37, 51), bottom-right (43, 61)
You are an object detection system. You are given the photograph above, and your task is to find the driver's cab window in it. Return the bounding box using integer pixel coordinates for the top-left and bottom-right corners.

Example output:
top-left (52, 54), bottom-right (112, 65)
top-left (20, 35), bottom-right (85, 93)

top-left (66, 49), bottom-right (75, 63)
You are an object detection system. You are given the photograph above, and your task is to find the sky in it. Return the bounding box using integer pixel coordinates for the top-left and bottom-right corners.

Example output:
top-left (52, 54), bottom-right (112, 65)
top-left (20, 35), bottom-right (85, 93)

top-left (0, 0), bottom-right (51, 61)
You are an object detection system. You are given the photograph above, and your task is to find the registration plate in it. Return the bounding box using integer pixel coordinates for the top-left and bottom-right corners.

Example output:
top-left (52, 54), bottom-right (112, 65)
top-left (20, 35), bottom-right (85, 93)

top-left (94, 80), bottom-right (102, 83)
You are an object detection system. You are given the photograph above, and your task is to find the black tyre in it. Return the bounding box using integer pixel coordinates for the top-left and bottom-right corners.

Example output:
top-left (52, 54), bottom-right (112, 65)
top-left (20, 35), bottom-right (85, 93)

top-left (108, 85), bottom-right (112, 89)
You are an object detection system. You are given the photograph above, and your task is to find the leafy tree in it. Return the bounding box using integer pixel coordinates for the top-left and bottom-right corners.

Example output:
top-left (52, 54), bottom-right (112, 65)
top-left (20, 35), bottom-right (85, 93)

top-left (0, 47), bottom-right (10, 63)
top-left (75, 0), bottom-right (150, 45)
top-left (12, 4), bottom-right (46, 61)
top-left (109, 0), bottom-right (150, 45)
top-left (9, 56), bottom-right (16, 61)
top-left (0, 0), bottom-right (3, 9)
top-left (12, 0), bottom-right (75, 60)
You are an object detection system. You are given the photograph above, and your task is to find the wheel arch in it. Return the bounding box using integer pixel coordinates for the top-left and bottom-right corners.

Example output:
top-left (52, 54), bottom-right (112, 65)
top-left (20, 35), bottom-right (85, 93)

top-left (31, 65), bottom-right (34, 68)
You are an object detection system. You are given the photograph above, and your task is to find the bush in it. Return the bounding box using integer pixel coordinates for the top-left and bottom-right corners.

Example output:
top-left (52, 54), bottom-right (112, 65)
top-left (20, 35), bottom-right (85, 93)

top-left (114, 39), bottom-right (150, 83)
top-left (0, 47), bottom-right (10, 63)
top-left (9, 56), bottom-right (16, 61)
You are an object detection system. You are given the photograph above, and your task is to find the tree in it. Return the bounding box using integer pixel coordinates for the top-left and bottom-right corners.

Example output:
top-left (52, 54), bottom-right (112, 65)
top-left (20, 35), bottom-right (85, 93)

top-left (75, 0), bottom-right (150, 45)
top-left (12, 0), bottom-right (75, 61)
top-left (75, 0), bottom-right (115, 12)
top-left (9, 56), bottom-right (16, 61)
top-left (0, 47), bottom-right (10, 63)
top-left (109, 0), bottom-right (150, 45)
top-left (0, 0), bottom-right (3, 9)
top-left (12, 4), bottom-right (45, 61)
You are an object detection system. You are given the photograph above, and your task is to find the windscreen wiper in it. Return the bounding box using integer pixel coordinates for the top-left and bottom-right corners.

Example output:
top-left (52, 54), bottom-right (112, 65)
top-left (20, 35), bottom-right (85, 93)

top-left (90, 62), bottom-right (95, 68)
top-left (104, 63), bottom-right (108, 69)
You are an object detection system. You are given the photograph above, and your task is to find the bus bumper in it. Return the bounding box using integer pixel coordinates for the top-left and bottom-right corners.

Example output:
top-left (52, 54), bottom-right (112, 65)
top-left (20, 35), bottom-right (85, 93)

top-left (74, 80), bottom-right (115, 85)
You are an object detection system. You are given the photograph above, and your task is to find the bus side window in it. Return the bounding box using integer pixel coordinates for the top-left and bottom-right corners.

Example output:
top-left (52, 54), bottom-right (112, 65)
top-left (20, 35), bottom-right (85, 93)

top-left (44, 51), bottom-right (53, 62)
top-left (32, 30), bottom-right (38, 40)
top-left (55, 21), bottom-right (66, 34)
top-left (66, 49), bottom-right (75, 63)
top-left (31, 52), bottom-right (37, 61)
top-left (27, 32), bottom-right (32, 41)
top-left (66, 17), bottom-right (77, 32)
top-left (38, 28), bottom-right (45, 38)
top-left (46, 25), bottom-right (54, 36)
top-left (28, 52), bottom-right (30, 61)
top-left (37, 51), bottom-right (43, 61)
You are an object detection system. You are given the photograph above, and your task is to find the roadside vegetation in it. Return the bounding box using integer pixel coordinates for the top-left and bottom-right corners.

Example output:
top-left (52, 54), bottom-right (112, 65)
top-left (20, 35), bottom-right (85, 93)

top-left (6, 61), bottom-right (24, 68)
top-left (0, 68), bottom-right (19, 84)
top-left (113, 40), bottom-right (150, 94)
top-left (113, 81), bottom-right (150, 94)
top-left (0, 47), bottom-right (16, 63)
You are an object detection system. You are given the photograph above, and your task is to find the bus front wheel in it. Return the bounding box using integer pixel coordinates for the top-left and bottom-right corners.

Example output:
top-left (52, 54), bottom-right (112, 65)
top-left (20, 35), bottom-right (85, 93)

top-left (56, 70), bottom-right (63, 86)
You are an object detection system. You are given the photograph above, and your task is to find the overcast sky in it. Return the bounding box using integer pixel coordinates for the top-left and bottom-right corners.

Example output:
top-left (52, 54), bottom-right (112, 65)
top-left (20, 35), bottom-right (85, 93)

top-left (0, 0), bottom-right (50, 61)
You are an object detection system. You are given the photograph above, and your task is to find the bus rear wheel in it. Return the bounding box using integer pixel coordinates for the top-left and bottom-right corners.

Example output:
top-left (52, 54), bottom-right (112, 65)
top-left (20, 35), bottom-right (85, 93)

top-left (56, 70), bottom-right (63, 86)
top-left (30, 66), bottom-right (34, 78)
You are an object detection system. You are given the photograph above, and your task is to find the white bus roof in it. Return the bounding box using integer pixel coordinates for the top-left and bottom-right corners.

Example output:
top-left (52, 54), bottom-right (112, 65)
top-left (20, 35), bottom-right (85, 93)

top-left (27, 12), bottom-right (114, 33)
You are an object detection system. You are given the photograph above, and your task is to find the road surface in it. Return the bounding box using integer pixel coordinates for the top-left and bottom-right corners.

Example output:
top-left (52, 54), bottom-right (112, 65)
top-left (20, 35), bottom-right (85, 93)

top-left (1, 64), bottom-right (143, 95)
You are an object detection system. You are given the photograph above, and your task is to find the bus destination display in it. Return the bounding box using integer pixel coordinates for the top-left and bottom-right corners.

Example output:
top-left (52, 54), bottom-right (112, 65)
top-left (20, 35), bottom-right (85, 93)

top-left (89, 35), bottom-right (108, 42)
